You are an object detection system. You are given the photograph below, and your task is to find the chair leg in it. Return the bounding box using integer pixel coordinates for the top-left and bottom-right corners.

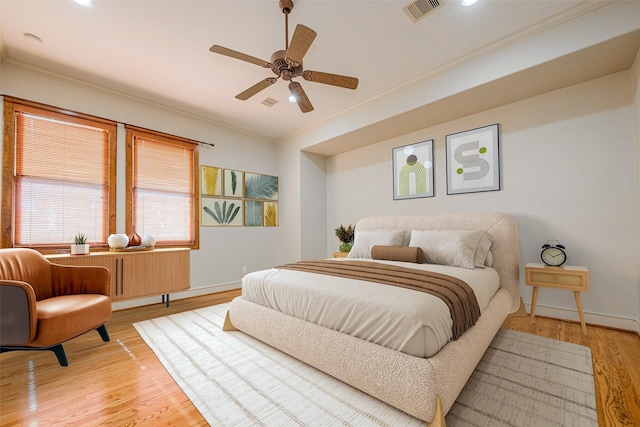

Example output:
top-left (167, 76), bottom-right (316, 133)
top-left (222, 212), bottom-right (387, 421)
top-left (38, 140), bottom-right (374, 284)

top-left (96, 324), bottom-right (110, 342)
top-left (1, 326), bottom-right (109, 367)
top-left (1, 345), bottom-right (69, 367)
top-left (50, 344), bottom-right (69, 367)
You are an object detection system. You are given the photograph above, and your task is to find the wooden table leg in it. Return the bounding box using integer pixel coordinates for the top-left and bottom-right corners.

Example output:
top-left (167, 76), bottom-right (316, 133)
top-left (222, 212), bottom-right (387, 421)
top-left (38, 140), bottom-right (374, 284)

top-left (573, 291), bottom-right (588, 336)
top-left (529, 286), bottom-right (539, 325)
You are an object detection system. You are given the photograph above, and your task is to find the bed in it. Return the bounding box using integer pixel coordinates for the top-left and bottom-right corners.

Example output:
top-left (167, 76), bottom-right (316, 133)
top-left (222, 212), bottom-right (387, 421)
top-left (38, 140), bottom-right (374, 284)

top-left (223, 212), bottom-right (520, 425)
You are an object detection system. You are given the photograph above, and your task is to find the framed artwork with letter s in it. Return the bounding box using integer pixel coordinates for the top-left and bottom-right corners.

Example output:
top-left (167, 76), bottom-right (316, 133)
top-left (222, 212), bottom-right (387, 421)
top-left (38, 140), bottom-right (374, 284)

top-left (446, 124), bottom-right (500, 195)
top-left (392, 140), bottom-right (434, 200)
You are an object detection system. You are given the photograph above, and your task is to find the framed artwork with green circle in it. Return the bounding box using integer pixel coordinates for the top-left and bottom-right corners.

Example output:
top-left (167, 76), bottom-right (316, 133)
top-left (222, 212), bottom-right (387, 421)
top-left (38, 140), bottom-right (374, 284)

top-left (446, 123), bottom-right (500, 195)
top-left (392, 139), bottom-right (434, 200)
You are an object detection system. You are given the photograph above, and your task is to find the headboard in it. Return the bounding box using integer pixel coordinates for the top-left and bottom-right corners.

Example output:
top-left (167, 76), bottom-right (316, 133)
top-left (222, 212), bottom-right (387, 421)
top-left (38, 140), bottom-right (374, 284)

top-left (355, 212), bottom-right (520, 312)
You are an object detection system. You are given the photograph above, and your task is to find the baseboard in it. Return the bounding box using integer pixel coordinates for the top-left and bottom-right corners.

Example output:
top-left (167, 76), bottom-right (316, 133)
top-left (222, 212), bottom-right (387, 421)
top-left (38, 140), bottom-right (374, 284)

top-left (525, 303), bottom-right (640, 334)
top-left (112, 282), bottom-right (241, 311)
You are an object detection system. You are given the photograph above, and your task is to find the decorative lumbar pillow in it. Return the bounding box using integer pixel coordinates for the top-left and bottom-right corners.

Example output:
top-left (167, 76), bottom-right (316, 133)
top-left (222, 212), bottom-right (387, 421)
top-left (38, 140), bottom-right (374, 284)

top-left (371, 245), bottom-right (425, 264)
top-left (409, 229), bottom-right (489, 269)
top-left (347, 230), bottom-right (407, 259)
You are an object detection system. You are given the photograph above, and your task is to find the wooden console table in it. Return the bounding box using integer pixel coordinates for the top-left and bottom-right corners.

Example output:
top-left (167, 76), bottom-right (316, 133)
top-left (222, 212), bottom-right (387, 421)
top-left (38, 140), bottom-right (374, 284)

top-left (47, 248), bottom-right (190, 306)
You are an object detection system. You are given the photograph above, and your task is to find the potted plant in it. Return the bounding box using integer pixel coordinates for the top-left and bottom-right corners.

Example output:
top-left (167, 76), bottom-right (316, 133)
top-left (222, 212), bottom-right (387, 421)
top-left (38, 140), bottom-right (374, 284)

top-left (334, 224), bottom-right (355, 253)
top-left (71, 233), bottom-right (90, 255)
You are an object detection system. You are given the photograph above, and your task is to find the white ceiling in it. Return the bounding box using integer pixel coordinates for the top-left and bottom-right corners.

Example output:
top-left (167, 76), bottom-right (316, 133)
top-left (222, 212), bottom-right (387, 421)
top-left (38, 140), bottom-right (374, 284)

top-left (1, 0), bottom-right (639, 146)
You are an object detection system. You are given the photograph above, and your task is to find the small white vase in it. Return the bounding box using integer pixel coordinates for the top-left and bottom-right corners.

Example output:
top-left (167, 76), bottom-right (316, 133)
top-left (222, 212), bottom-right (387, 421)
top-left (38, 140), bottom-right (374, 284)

top-left (71, 244), bottom-right (89, 255)
top-left (141, 234), bottom-right (156, 247)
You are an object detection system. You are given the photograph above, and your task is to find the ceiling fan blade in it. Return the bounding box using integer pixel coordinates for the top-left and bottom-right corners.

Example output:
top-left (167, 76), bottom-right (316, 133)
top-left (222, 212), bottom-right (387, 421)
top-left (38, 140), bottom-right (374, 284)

top-left (209, 45), bottom-right (271, 68)
top-left (302, 70), bottom-right (359, 90)
top-left (289, 81), bottom-right (314, 113)
top-left (285, 24), bottom-right (317, 67)
top-left (236, 78), bottom-right (278, 100)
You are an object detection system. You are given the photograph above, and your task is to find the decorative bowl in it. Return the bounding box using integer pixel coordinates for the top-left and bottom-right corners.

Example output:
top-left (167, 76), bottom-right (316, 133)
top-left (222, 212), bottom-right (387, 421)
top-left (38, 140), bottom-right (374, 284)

top-left (107, 234), bottom-right (129, 249)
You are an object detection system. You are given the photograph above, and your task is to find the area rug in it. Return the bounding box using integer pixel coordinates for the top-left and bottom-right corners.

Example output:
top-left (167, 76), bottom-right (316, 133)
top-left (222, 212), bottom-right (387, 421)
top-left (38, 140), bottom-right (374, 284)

top-left (133, 303), bottom-right (597, 426)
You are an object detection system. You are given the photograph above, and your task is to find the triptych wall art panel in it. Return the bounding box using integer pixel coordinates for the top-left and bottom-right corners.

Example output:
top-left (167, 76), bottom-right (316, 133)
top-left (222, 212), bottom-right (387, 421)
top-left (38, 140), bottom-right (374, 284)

top-left (201, 166), bottom-right (279, 227)
top-left (392, 123), bottom-right (500, 199)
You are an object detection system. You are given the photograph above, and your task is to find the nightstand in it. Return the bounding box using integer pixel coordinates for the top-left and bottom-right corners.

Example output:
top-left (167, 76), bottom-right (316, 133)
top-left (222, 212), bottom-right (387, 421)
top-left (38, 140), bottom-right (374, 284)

top-left (333, 252), bottom-right (349, 258)
top-left (525, 262), bottom-right (589, 335)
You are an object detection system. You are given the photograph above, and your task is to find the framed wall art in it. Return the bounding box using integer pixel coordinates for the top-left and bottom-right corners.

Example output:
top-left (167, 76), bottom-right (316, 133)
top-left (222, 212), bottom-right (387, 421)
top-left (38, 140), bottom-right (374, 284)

top-left (446, 123), bottom-right (500, 195)
top-left (245, 172), bottom-right (279, 201)
top-left (263, 201), bottom-right (279, 227)
top-left (392, 140), bottom-right (434, 200)
top-left (201, 165), bottom-right (222, 196)
top-left (201, 197), bottom-right (243, 227)
top-left (244, 200), bottom-right (263, 227)
top-left (199, 165), bottom-right (280, 227)
top-left (224, 169), bottom-right (244, 197)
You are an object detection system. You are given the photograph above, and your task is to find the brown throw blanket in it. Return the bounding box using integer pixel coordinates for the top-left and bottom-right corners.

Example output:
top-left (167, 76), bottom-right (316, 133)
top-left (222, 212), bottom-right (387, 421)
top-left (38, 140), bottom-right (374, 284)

top-left (277, 260), bottom-right (481, 340)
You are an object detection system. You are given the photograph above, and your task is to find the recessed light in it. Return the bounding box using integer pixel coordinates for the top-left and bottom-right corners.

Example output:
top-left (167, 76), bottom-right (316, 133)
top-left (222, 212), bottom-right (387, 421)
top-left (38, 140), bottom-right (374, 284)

top-left (74, 0), bottom-right (93, 6)
top-left (462, 0), bottom-right (478, 5)
top-left (23, 33), bottom-right (42, 45)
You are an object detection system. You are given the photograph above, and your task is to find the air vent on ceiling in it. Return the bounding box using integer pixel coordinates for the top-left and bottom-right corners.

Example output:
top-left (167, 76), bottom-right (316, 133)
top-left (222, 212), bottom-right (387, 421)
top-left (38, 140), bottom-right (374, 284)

top-left (403, 0), bottom-right (441, 23)
top-left (261, 97), bottom-right (278, 107)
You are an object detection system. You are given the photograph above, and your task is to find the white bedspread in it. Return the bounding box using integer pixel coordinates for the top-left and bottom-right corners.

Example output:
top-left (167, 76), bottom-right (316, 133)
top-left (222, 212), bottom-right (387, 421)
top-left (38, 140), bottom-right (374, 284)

top-left (241, 259), bottom-right (500, 358)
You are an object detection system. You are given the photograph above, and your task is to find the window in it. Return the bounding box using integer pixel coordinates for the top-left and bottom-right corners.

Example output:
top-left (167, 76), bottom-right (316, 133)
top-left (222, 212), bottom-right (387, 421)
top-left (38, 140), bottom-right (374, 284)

top-left (1, 97), bottom-right (117, 250)
top-left (125, 125), bottom-right (199, 248)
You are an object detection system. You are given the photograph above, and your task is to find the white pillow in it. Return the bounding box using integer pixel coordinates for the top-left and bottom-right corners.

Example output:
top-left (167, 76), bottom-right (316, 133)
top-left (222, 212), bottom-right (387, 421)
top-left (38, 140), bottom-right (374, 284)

top-left (474, 232), bottom-right (494, 268)
top-left (347, 230), bottom-right (407, 259)
top-left (484, 250), bottom-right (493, 267)
top-left (409, 229), bottom-right (489, 269)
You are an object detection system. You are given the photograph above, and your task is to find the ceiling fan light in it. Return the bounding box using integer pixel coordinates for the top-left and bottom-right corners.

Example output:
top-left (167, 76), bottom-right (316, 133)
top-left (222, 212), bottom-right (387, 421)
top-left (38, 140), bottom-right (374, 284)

top-left (289, 95), bottom-right (296, 103)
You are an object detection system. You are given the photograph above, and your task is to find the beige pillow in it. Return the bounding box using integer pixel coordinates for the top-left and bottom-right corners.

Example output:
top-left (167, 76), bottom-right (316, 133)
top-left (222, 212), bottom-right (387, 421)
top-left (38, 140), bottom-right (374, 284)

top-left (474, 233), bottom-right (494, 268)
top-left (409, 229), bottom-right (489, 269)
top-left (371, 245), bottom-right (425, 264)
top-left (484, 251), bottom-right (493, 267)
top-left (347, 230), bottom-right (406, 259)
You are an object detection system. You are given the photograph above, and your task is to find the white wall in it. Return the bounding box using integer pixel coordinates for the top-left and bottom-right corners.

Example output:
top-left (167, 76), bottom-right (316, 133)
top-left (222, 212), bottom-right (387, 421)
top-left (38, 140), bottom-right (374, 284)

top-left (300, 152), bottom-right (328, 260)
top-left (633, 47), bottom-right (640, 327)
top-left (326, 71), bottom-right (640, 331)
top-left (0, 63), bottom-right (281, 301)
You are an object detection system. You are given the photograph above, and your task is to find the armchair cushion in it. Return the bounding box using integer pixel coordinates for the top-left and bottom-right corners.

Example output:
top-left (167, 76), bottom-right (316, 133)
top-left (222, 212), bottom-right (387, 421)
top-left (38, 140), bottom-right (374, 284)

top-left (31, 294), bottom-right (111, 348)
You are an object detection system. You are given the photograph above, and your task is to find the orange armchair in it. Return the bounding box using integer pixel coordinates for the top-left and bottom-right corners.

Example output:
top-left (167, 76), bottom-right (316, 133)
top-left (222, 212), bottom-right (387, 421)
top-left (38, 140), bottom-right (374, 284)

top-left (0, 248), bottom-right (112, 366)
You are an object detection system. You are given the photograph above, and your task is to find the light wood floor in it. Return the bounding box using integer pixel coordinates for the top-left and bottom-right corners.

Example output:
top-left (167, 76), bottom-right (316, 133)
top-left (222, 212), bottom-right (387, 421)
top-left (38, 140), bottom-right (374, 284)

top-left (1, 290), bottom-right (639, 426)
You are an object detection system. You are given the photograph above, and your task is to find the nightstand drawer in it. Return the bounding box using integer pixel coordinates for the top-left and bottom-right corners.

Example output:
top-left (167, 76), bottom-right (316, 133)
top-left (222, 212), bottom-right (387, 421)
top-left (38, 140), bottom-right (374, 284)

top-left (529, 271), bottom-right (583, 287)
top-left (525, 263), bottom-right (589, 292)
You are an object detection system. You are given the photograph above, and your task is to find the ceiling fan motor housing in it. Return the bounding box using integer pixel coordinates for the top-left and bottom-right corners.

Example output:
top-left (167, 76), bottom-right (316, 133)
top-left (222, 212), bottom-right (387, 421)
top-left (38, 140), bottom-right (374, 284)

top-left (270, 50), bottom-right (303, 80)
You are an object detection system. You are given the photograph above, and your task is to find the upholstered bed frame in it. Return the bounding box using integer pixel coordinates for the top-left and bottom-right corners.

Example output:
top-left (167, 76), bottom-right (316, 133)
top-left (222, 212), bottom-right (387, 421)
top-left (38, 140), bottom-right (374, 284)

top-left (224, 212), bottom-right (520, 425)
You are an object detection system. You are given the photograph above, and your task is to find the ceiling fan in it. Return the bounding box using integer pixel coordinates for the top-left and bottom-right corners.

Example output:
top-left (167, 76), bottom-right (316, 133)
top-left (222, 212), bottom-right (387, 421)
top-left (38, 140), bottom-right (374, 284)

top-left (209, 0), bottom-right (359, 113)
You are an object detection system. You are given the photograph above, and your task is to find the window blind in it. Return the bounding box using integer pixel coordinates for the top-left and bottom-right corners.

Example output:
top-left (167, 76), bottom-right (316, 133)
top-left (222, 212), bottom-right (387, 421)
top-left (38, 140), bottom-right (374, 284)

top-left (13, 106), bottom-right (114, 247)
top-left (128, 127), bottom-right (198, 245)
